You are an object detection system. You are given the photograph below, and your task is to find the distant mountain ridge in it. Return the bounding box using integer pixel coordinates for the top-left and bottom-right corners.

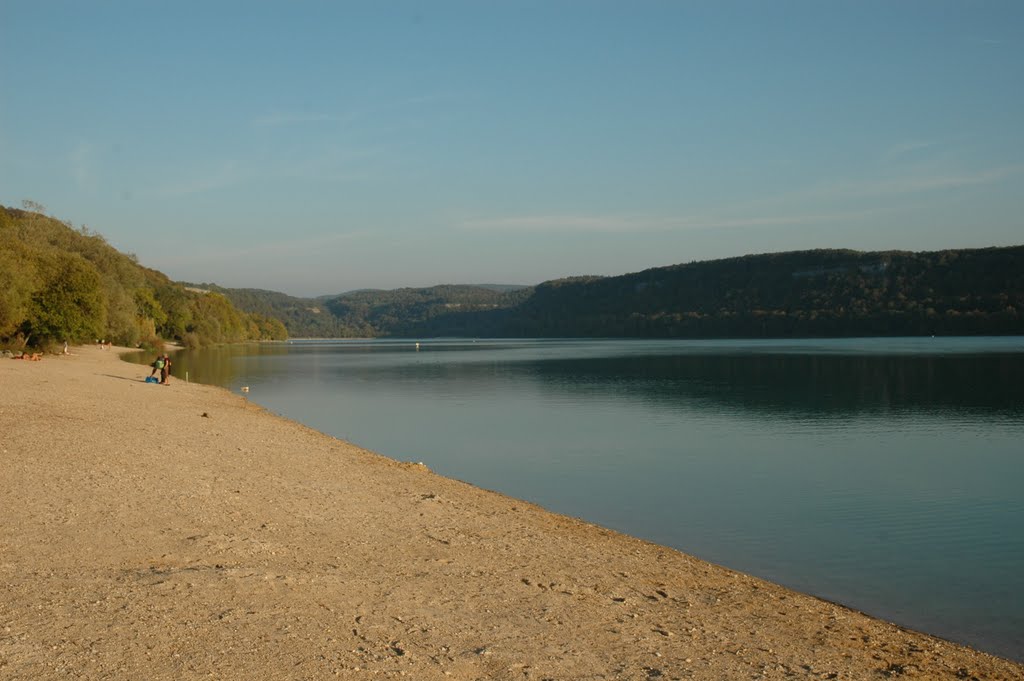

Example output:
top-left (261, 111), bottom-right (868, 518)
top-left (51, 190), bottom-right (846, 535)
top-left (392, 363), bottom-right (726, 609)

top-left (12, 200), bottom-right (1018, 346)
top-left (188, 283), bottom-right (533, 338)
top-left (201, 246), bottom-right (1024, 339)
top-left (490, 246), bottom-right (1024, 338)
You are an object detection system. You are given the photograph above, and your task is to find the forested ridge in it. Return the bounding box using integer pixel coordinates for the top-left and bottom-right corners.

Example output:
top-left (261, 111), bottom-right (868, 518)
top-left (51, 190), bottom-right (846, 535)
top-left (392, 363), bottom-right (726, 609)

top-left (0, 205), bottom-right (286, 350)
top-left (192, 283), bottom-right (532, 338)
top-left (478, 247), bottom-right (1024, 338)
top-left (4, 202), bottom-right (1021, 346)
top-left (212, 246), bottom-right (1024, 339)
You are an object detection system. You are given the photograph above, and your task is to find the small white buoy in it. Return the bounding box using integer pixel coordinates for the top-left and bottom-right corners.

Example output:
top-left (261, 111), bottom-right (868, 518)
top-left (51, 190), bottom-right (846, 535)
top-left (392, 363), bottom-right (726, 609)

top-left (241, 386), bottom-right (249, 393)
top-left (415, 342), bottom-right (420, 351)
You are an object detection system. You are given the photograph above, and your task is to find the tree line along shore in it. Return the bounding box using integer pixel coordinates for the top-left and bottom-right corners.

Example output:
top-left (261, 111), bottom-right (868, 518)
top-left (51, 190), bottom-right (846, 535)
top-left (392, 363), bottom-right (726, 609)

top-left (1, 204), bottom-right (286, 353)
top-left (3, 202), bottom-right (1022, 354)
top-left (203, 246), bottom-right (1023, 339)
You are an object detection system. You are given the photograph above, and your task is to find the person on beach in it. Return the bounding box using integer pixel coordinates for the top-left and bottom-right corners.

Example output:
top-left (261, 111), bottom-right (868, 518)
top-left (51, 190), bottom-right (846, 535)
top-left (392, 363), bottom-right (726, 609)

top-left (150, 355), bottom-right (165, 380)
top-left (160, 354), bottom-right (172, 385)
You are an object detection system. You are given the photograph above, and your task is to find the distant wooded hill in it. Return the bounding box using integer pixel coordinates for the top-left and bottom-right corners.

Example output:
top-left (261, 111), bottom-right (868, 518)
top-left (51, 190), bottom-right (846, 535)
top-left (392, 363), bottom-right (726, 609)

top-left (16, 202), bottom-right (1019, 347)
top-left (0, 205), bottom-right (286, 350)
top-left (186, 283), bottom-right (533, 338)
top-left (206, 246), bottom-right (1024, 339)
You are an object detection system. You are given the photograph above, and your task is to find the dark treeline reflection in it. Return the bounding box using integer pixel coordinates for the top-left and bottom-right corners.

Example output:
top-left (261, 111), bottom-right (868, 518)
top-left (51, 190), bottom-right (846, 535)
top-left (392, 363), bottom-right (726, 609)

top-left (125, 340), bottom-right (513, 387)
top-left (527, 352), bottom-right (1024, 421)
top-left (125, 343), bottom-right (290, 387)
top-left (127, 341), bottom-right (1024, 423)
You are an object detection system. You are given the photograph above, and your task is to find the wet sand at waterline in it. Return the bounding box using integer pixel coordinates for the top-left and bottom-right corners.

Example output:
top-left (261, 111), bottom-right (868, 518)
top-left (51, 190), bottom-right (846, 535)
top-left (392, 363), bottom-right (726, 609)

top-left (1, 346), bottom-right (1020, 680)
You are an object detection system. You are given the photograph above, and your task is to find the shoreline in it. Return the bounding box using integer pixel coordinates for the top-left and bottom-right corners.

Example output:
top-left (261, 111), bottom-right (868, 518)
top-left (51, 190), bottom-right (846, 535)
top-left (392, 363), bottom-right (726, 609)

top-left (1, 346), bottom-right (1021, 680)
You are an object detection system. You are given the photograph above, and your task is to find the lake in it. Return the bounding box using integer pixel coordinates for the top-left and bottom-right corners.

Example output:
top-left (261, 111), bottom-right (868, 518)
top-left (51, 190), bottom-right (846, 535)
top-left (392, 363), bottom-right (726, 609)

top-left (132, 337), bottom-right (1024, 661)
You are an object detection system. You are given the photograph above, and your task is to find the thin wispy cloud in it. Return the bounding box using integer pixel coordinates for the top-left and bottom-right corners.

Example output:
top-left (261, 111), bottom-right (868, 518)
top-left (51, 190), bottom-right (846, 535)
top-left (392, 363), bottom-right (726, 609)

top-left (464, 215), bottom-right (656, 232)
top-left (252, 112), bottom-right (354, 128)
top-left (396, 94), bottom-right (449, 107)
top-left (250, 95), bottom-right (445, 130)
top-left (883, 140), bottom-right (939, 160)
top-left (809, 165), bottom-right (1022, 201)
top-left (237, 230), bottom-right (375, 258)
top-left (144, 160), bottom-right (246, 199)
top-left (69, 141), bottom-right (99, 193)
top-left (153, 230), bottom-right (375, 267)
top-left (747, 163), bottom-right (1023, 215)
top-left (462, 211), bottom-right (865, 233)
top-left (276, 145), bottom-right (390, 182)
top-left (142, 145), bottom-right (383, 200)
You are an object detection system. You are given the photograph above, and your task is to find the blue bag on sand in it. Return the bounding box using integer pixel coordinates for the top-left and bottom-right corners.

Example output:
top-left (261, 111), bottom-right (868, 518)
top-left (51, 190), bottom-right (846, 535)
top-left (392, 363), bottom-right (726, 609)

top-left (145, 376), bottom-right (159, 384)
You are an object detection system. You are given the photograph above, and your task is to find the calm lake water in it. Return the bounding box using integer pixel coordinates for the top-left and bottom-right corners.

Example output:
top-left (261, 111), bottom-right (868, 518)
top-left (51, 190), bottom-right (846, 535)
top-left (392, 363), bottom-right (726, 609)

top-left (132, 337), bottom-right (1024, 661)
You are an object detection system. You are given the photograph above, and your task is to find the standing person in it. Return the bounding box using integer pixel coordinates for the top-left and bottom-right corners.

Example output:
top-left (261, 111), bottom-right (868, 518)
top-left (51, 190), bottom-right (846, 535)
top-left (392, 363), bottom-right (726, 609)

top-left (160, 354), bottom-right (172, 385)
top-left (149, 355), bottom-right (165, 380)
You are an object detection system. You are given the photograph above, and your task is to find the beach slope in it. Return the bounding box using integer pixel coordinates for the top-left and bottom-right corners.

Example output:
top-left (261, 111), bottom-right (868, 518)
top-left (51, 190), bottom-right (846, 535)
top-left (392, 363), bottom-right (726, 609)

top-left (1, 346), bottom-right (1021, 680)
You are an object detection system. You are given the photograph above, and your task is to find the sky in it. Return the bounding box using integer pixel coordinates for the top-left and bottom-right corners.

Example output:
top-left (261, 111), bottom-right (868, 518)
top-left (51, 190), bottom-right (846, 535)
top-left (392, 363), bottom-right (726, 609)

top-left (2, 1), bottom-right (1023, 297)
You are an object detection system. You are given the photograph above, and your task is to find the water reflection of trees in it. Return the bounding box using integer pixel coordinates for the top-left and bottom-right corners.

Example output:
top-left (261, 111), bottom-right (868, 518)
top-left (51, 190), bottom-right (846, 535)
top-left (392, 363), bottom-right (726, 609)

top-left (529, 353), bottom-right (1024, 420)
top-left (122, 343), bottom-right (291, 387)
top-left (124, 344), bottom-right (1024, 422)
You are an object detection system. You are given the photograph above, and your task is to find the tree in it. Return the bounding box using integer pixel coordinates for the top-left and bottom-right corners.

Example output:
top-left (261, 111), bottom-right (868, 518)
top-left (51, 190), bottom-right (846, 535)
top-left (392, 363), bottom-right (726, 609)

top-left (134, 287), bottom-right (168, 328)
top-left (26, 252), bottom-right (107, 344)
top-left (188, 292), bottom-right (248, 344)
top-left (104, 282), bottom-right (140, 346)
top-left (249, 313), bottom-right (288, 340)
top-left (0, 241), bottom-right (41, 338)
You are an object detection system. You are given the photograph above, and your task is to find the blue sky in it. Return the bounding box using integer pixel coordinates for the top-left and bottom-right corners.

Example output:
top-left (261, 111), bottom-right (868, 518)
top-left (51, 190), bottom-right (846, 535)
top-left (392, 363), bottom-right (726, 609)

top-left (2, 1), bottom-right (1022, 296)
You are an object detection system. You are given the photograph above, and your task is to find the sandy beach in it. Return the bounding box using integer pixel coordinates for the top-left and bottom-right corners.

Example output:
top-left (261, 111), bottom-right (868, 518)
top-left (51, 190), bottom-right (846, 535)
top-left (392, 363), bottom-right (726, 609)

top-left (1, 346), bottom-right (1021, 680)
